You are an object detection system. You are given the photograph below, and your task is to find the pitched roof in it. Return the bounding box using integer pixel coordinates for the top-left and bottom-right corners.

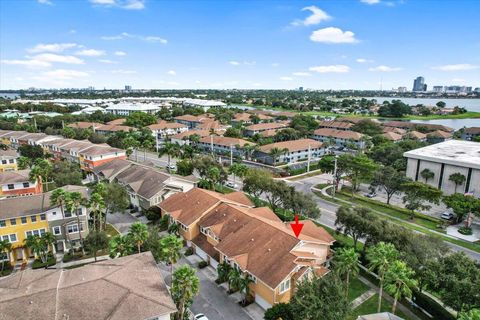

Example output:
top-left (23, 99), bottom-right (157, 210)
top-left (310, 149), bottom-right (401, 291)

top-left (148, 121), bottom-right (187, 130)
top-left (96, 124), bottom-right (135, 133)
top-left (259, 139), bottom-right (322, 153)
top-left (404, 130), bottom-right (426, 140)
top-left (317, 120), bottom-right (354, 130)
top-left (92, 158), bottom-right (133, 180)
top-left (313, 128), bottom-right (364, 141)
top-left (0, 148), bottom-right (18, 158)
top-left (427, 130), bottom-right (453, 139)
top-left (67, 122), bottom-right (103, 129)
top-left (0, 185), bottom-right (88, 219)
top-left (464, 127), bottom-right (480, 134)
top-left (382, 132), bottom-right (403, 141)
top-left (79, 145), bottom-right (125, 156)
top-left (0, 252), bottom-right (176, 320)
top-left (114, 165), bottom-right (172, 199)
top-left (245, 122), bottom-right (287, 131)
top-left (170, 130), bottom-right (210, 140)
top-left (174, 114), bottom-right (213, 122)
top-left (383, 121), bottom-right (453, 132)
top-left (0, 169), bottom-right (30, 185)
top-left (199, 136), bottom-right (253, 147)
top-left (106, 118), bottom-right (126, 125)
top-left (356, 312), bottom-right (404, 320)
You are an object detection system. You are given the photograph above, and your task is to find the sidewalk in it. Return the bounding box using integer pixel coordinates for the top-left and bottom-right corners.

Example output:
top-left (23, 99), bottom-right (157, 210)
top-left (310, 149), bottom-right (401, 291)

top-left (60, 254), bottom-right (110, 268)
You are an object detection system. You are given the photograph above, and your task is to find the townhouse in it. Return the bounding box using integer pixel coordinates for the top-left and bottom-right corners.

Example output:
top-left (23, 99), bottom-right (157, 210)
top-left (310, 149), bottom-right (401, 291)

top-left (426, 130), bottom-right (453, 144)
top-left (94, 124), bottom-right (136, 135)
top-left (174, 114), bottom-right (215, 129)
top-left (104, 103), bottom-right (160, 116)
top-left (78, 145), bottom-right (127, 171)
top-left (0, 185), bottom-right (89, 264)
top-left (312, 128), bottom-right (366, 149)
top-left (462, 127), bottom-right (480, 141)
top-left (92, 159), bottom-right (197, 211)
top-left (231, 112), bottom-right (273, 125)
top-left (197, 136), bottom-right (254, 158)
top-left (0, 148), bottom-right (18, 172)
top-left (148, 120), bottom-right (188, 149)
top-left (0, 169), bottom-right (42, 198)
top-left (0, 252), bottom-right (176, 320)
top-left (317, 120), bottom-right (354, 131)
top-left (383, 121), bottom-right (454, 133)
top-left (159, 188), bottom-right (334, 310)
top-left (382, 131), bottom-right (403, 143)
top-left (403, 131), bottom-right (427, 141)
top-left (244, 122), bottom-right (288, 137)
top-left (254, 139), bottom-right (323, 165)
top-left (170, 130), bottom-right (210, 146)
top-left (67, 122), bottom-right (103, 130)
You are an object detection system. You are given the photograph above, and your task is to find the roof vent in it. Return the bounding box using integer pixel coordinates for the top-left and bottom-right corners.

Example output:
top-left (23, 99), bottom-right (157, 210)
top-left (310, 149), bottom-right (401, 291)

top-left (268, 248), bottom-right (271, 252)
top-left (234, 219), bottom-right (237, 222)
top-left (251, 238), bottom-right (254, 241)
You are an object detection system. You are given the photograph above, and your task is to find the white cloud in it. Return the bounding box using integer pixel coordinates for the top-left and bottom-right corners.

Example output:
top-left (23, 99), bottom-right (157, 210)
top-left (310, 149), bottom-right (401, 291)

top-left (28, 43), bottom-right (78, 53)
top-left (98, 59), bottom-right (118, 64)
top-left (114, 51), bottom-right (127, 56)
top-left (292, 72), bottom-right (311, 76)
top-left (167, 70), bottom-right (176, 76)
top-left (111, 69), bottom-right (137, 74)
top-left (431, 64), bottom-right (479, 71)
top-left (356, 58), bottom-right (374, 63)
top-left (38, 0), bottom-right (53, 5)
top-left (271, 63), bottom-right (280, 67)
top-left (229, 60), bottom-right (255, 66)
top-left (1, 59), bottom-right (51, 68)
top-left (280, 76), bottom-right (293, 81)
top-left (360, 0), bottom-right (381, 4)
top-left (43, 69), bottom-right (89, 79)
top-left (101, 32), bottom-right (167, 43)
top-left (32, 53), bottom-right (84, 64)
top-left (310, 27), bottom-right (358, 44)
top-left (368, 65), bottom-right (402, 72)
top-left (309, 65), bottom-right (350, 73)
top-left (291, 6), bottom-right (331, 27)
top-left (89, 0), bottom-right (145, 10)
top-left (75, 49), bottom-right (105, 56)
top-left (229, 61), bottom-right (241, 66)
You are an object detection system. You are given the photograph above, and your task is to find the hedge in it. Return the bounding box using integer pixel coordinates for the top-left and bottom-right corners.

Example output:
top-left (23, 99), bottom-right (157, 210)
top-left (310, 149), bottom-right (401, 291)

top-left (32, 256), bottom-right (56, 269)
top-left (413, 290), bottom-right (455, 320)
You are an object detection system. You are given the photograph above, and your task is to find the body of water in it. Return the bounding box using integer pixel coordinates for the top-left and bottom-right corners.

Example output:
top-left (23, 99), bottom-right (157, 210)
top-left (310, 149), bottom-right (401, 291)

top-left (367, 97), bottom-right (480, 112)
top-left (410, 118), bottom-right (480, 130)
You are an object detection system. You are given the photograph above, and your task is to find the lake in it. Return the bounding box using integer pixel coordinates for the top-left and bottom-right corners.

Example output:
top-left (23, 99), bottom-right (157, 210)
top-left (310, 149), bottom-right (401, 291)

top-left (410, 118), bottom-right (480, 130)
top-left (367, 97), bottom-right (480, 112)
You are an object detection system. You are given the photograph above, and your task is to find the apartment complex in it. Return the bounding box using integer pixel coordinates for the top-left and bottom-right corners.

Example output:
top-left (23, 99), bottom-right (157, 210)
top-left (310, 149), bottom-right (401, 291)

top-left (159, 188), bottom-right (334, 310)
top-left (197, 136), bottom-right (253, 158)
top-left (104, 103), bottom-right (161, 116)
top-left (255, 139), bottom-right (323, 165)
top-left (312, 128), bottom-right (366, 149)
top-left (404, 140), bottom-right (480, 197)
top-left (148, 120), bottom-right (188, 148)
top-left (244, 122), bottom-right (288, 137)
top-left (0, 148), bottom-right (18, 172)
top-left (461, 127), bottom-right (480, 141)
top-left (0, 170), bottom-right (42, 198)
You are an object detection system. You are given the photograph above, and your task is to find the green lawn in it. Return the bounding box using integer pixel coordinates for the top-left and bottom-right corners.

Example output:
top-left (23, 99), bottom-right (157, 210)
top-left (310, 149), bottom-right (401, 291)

top-left (105, 223), bottom-right (120, 238)
top-left (348, 294), bottom-right (411, 320)
top-left (348, 278), bottom-right (370, 302)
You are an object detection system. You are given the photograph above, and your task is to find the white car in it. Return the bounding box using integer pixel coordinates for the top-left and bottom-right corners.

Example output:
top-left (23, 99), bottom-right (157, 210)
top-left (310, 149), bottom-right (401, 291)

top-left (194, 314), bottom-right (209, 320)
top-left (225, 181), bottom-right (237, 188)
top-left (167, 164), bottom-right (176, 170)
top-left (440, 211), bottom-right (454, 220)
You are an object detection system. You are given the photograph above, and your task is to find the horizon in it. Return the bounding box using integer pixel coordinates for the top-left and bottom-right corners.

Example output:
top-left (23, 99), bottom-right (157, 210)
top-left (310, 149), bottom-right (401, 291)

top-left (1, 0), bottom-right (479, 90)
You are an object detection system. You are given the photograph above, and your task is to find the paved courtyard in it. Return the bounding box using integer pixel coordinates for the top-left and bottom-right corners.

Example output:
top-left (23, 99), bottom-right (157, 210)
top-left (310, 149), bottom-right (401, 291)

top-left (106, 211), bottom-right (140, 234)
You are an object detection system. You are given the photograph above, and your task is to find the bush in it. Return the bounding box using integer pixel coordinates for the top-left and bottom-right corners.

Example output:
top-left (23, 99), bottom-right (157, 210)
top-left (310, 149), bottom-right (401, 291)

top-left (458, 226), bottom-right (473, 235)
top-left (0, 263), bottom-right (14, 277)
top-left (413, 290), bottom-right (455, 320)
top-left (184, 247), bottom-right (194, 256)
top-left (198, 261), bottom-right (208, 269)
top-left (62, 253), bottom-right (74, 263)
top-left (144, 208), bottom-right (161, 222)
top-left (32, 254), bottom-right (56, 269)
top-left (264, 303), bottom-right (294, 320)
top-left (158, 215), bottom-right (169, 231)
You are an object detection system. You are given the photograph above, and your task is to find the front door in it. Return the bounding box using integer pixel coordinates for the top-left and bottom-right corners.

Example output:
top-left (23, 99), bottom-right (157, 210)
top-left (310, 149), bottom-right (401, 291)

top-left (56, 241), bottom-right (65, 253)
top-left (15, 247), bottom-right (23, 261)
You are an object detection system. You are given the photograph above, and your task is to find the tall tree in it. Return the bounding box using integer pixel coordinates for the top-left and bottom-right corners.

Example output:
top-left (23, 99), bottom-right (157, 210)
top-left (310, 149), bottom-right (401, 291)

top-left (158, 142), bottom-right (181, 172)
top-left (289, 273), bottom-right (350, 320)
top-left (0, 239), bottom-right (12, 273)
top-left (159, 235), bottom-right (183, 276)
top-left (24, 233), bottom-right (56, 268)
top-left (420, 168), bottom-right (434, 184)
top-left (50, 188), bottom-right (71, 249)
top-left (242, 168), bottom-right (272, 198)
top-left (95, 182), bottom-right (129, 227)
top-left (338, 154), bottom-right (377, 191)
top-left (109, 234), bottom-right (134, 258)
top-left (65, 191), bottom-right (86, 255)
top-left (367, 242), bottom-right (399, 312)
top-left (402, 181), bottom-right (443, 219)
top-left (449, 173), bottom-right (467, 193)
top-left (29, 159), bottom-right (53, 192)
top-left (370, 166), bottom-right (409, 204)
top-left (228, 163), bottom-right (248, 185)
top-left (384, 260), bottom-right (417, 315)
top-left (335, 206), bottom-right (376, 251)
top-left (128, 222), bottom-right (149, 253)
top-left (171, 265), bottom-right (200, 320)
top-left (443, 193), bottom-right (480, 225)
top-left (87, 192), bottom-right (105, 231)
top-left (83, 231), bottom-right (109, 262)
top-left (238, 274), bottom-right (254, 305)
top-left (334, 247), bottom-right (360, 298)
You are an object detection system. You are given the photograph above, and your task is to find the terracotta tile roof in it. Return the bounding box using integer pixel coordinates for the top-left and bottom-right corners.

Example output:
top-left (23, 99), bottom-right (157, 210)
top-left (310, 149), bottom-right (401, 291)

top-left (427, 130), bottom-right (453, 139)
top-left (317, 120), bottom-right (354, 130)
top-left (0, 169), bottom-right (31, 185)
top-left (382, 127), bottom-right (407, 135)
top-left (248, 207), bottom-right (282, 222)
top-left (67, 122), bottom-right (103, 129)
top-left (92, 158), bottom-right (133, 180)
top-left (382, 132), bottom-right (403, 141)
top-left (313, 128), bottom-right (364, 141)
top-left (383, 121), bottom-right (453, 132)
top-left (106, 118), bottom-right (126, 125)
top-left (170, 130), bottom-right (210, 140)
top-left (234, 113), bottom-right (273, 122)
top-left (464, 127), bottom-right (480, 134)
top-left (0, 252), bottom-right (176, 320)
top-left (148, 121), bottom-right (187, 131)
top-left (96, 124), bottom-right (136, 133)
top-left (223, 191), bottom-right (254, 206)
top-left (174, 114), bottom-right (213, 122)
top-left (192, 234), bottom-right (219, 260)
top-left (404, 130), bottom-right (426, 140)
top-left (199, 136), bottom-right (253, 148)
top-left (245, 122), bottom-right (287, 132)
top-left (260, 129), bottom-right (280, 137)
top-left (196, 120), bottom-right (224, 131)
top-left (259, 139), bottom-right (323, 153)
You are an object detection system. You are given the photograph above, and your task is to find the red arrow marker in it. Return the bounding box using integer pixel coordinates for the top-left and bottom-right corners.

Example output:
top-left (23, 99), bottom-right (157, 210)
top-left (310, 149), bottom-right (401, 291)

top-left (290, 214), bottom-right (304, 238)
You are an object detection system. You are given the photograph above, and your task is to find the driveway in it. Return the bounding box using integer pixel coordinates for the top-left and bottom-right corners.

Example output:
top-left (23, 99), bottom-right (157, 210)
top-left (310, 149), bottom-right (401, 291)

top-left (158, 256), bottom-right (254, 320)
top-left (106, 211), bottom-right (139, 235)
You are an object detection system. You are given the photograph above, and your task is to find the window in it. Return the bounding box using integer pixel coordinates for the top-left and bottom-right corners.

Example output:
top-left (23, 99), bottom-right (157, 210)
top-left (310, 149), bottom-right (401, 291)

top-left (67, 224), bottom-right (83, 234)
top-left (9, 159), bottom-right (14, 164)
top-left (32, 230), bottom-right (40, 236)
top-left (40, 214), bottom-right (46, 221)
top-left (9, 234), bottom-right (17, 242)
top-left (10, 218), bottom-right (16, 226)
top-left (52, 211), bottom-right (57, 216)
top-left (279, 279), bottom-right (291, 293)
top-left (7, 184), bottom-right (14, 190)
top-left (21, 217), bottom-right (27, 224)
top-left (0, 220), bottom-right (5, 228)
top-left (1, 160), bottom-right (6, 164)
top-left (31, 215), bottom-right (37, 223)
top-left (40, 229), bottom-right (45, 235)
top-left (26, 231), bottom-right (32, 237)
top-left (53, 226), bottom-right (61, 235)
top-left (23, 182), bottom-right (30, 188)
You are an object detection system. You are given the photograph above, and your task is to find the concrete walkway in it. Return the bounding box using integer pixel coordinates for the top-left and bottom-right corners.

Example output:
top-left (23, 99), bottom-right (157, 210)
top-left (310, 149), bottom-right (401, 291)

top-left (60, 254), bottom-right (110, 268)
top-left (351, 288), bottom-right (376, 309)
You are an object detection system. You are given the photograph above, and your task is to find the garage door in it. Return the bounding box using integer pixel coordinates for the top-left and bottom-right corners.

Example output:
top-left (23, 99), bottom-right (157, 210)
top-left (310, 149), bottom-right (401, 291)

top-left (195, 246), bottom-right (208, 261)
top-left (255, 294), bottom-right (272, 310)
top-left (210, 258), bottom-right (219, 270)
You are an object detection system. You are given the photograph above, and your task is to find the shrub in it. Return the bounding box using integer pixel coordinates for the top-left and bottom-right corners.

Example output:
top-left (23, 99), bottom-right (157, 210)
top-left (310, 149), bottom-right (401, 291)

top-left (184, 247), bottom-right (194, 256)
top-left (158, 215), bottom-right (169, 231)
top-left (198, 261), bottom-right (208, 269)
top-left (413, 290), bottom-right (455, 320)
top-left (264, 303), bottom-right (294, 320)
top-left (458, 226), bottom-right (473, 235)
top-left (0, 263), bottom-right (14, 277)
top-left (144, 208), bottom-right (160, 222)
top-left (32, 255), bottom-right (56, 269)
top-left (62, 253), bottom-right (74, 263)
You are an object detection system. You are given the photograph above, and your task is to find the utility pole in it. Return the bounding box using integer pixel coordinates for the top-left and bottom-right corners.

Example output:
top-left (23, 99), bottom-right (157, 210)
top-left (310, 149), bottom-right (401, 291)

top-left (332, 155), bottom-right (338, 198)
top-left (230, 144), bottom-right (233, 166)
top-left (307, 144), bottom-right (311, 172)
top-left (210, 135), bottom-right (214, 156)
top-left (155, 131), bottom-right (159, 153)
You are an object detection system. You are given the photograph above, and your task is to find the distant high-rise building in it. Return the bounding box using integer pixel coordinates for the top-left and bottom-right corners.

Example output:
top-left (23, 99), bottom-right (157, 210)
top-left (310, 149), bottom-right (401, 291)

top-left (125, 85), bottom-right (132, 91)
top-left (413, 76), bottom-right (426, 92)
top-left (298, 87), bottom-right (304, 92)
top-left (397, 87), bottom-right (407, 93)
top-left (474, 87), bottom-right (480, 93)
top-left (433, 86), bottom-right (444, 93)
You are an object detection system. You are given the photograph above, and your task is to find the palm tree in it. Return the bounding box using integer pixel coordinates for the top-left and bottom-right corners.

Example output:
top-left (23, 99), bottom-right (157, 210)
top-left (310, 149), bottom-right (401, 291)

top-left (334, 247), bottom-right (360, 298)
top-left (216, 261), bottom-right (232, 284)
top-left (449, 173), bottom-right (466, 193)
top-left (29, 159), bottom-right (53, 192)
top-left (238, 274), bottom-right (254, 305)
top-left (128, 222), bottom-right (149, 253)
top-left (0, 239), bottom-right (12, 273)
top-left (159, 235), bottom-right (183, 276)
top-left (229, 163), bottom-right (248, 185)
top-left (206, 166), bottom-right (221, 190)
top-left (109, 235), bottom-right (134, 258)
top-left (87, 192), bottom-right (105, 232)
top-left (50, 188), bottom-right (71, 249)
top-left (420, 168), bottom-right (434, 184)
top-left (384, 260), bottom-right (417, 315)
top-left (269, 147), bottom-right (282, 166)
top-left (158, 142), bottom-right (181, 172)
top-left (65, 191), bottom-right (86, 255)
top-left (167, 222), bottom-right (180, 236)
top-left (171, 265), bottom-right (200, 320)
top-left (228, 268), bottom-right (243, 294)
top-left (366, 242), bottom-right (399, 312)
top-left (24, 233), bottom-right (55, 268)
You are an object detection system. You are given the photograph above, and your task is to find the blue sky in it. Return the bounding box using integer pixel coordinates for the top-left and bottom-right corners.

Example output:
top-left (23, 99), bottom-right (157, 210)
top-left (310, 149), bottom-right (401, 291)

top-left (1, 0), bottom-right (479, 90)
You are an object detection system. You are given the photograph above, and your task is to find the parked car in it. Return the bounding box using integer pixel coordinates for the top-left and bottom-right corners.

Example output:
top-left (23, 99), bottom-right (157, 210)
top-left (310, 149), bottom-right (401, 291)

top-left (194, 314), bottom-right (209, 320)
top-left (440, 211), bottom-right (454, 220)
top-left (167, 164), bottom-right (176, 171)
top-left (225, 181), bottom-right (237, 188)
top-left (364, 192), bottom-right (377, 198)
